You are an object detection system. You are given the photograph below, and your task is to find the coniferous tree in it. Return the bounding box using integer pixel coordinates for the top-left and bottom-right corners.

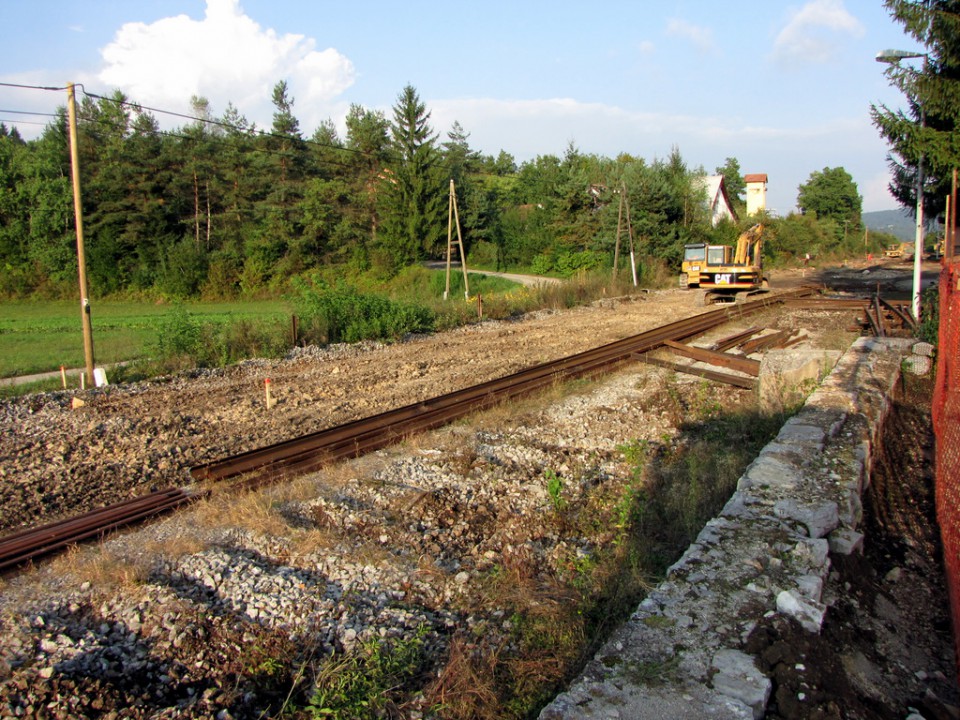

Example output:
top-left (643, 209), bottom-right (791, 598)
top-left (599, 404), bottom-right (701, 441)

top-left (380, 85), bottom-right (445, 268)
top-left (872, 1), bottom-right (960, 221)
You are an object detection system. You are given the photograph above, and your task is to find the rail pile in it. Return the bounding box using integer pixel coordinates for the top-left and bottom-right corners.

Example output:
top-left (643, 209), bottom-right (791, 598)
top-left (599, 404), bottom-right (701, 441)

top-left (0, 287), bottom-right (818, 572)
top-left (783, 295), bottom-right (916, 336)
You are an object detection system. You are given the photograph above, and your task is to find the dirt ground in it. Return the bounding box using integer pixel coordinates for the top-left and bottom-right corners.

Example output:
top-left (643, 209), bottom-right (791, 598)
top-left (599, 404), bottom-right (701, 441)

top-left (0, 259), bottom-right (955, 718)
top-left (746, 373), bottom-right (958, 719)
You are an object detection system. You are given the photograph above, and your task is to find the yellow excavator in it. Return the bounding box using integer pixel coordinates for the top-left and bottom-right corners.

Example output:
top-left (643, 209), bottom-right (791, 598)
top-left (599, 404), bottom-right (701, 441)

top-left (698, 224), bottom-right (769, 305)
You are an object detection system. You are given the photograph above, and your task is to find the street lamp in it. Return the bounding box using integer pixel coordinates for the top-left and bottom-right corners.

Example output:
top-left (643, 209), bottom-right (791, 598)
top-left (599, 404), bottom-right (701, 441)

top-left (876, 49), bottom-right (928, 322)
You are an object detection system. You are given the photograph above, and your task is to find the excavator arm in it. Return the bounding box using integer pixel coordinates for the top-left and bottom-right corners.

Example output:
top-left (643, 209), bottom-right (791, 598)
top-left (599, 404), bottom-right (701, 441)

top-left (734, 224), bottom-right (763, 265)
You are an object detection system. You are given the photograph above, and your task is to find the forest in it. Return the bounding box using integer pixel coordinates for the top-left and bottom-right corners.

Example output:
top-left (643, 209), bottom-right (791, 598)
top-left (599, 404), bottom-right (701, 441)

top-left (0, 81), bottom-right (876, 301)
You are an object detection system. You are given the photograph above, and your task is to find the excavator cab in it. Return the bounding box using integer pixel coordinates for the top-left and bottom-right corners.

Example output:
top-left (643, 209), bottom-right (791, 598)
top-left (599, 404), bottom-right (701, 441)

top-left (699, 224), bottom-right (768, 305)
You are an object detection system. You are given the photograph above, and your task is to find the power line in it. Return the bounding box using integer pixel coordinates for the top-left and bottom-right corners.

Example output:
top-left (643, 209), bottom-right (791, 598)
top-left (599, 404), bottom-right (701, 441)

top-left (0, 81), bottom-right (68, 92)
top-left (0, 82), bottom-right (380, 172)
top-left (73, 110), bottom-right (360, 172)
top-left (78, 86), bottom-right (376, 159)
top-left (0, 118), bottom-right (50, 127)
top-left (0, 109), bottom-right (60, 117)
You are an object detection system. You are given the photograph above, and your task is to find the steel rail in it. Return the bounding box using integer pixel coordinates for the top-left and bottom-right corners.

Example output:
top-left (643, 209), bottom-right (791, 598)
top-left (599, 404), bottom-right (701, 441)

top-left (193, 288), bottom-right (814, 485)
top-left (0, 286), bottom-right (815, 572)
top-left (0, 488), bottom-right (195, 572)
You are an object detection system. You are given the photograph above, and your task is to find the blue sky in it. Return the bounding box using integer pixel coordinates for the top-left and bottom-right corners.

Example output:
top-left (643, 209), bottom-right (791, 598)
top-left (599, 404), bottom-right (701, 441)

top-left (0, 0), bottom-right (919, 214)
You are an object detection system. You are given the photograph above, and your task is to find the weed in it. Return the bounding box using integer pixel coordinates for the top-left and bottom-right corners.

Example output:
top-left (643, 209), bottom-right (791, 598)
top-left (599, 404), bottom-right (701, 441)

top-left (424, 635), bottom-right (501, 719)
top-left (544, 469), bottom-right (567, 512)
top-left (622, 655), bottom-right (681, 685)
top-left (307, 626), bottom-right (428, 718)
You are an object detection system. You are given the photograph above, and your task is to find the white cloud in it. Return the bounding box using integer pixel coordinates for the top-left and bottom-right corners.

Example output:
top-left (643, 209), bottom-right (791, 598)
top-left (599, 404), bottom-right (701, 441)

top-left (97, 0), bottom-right (354, 129)
top-left (773, 0), bottom-right (865, 65)
top-left (665, 19), bottom-right (716, 54)
top-left (637, 40), bottom-right (656, 55)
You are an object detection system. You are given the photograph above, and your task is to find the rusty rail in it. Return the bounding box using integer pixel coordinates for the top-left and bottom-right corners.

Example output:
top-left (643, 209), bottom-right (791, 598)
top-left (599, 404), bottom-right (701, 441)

top-left (0, 488), bottom-right (195, 572)
top-left (192, 288), bottom-right (816, 485)
top-left (0, 287), bottom-right (817, 572)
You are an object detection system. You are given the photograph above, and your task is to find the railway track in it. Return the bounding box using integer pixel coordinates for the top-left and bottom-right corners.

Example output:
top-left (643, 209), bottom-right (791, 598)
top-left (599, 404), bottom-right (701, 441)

top-left (0, 287), bottom-right (816, 572)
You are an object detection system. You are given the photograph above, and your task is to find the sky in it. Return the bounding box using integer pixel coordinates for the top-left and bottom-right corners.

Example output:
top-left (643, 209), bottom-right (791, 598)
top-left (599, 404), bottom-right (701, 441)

top-left (0, 0), bottom-right (922, 215)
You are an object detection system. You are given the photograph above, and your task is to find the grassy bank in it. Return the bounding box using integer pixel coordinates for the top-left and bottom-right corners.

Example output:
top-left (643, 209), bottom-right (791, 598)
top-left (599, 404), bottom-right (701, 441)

top-left (0, 268), bottom-right (655, 388)
top-left (0, 300), bottom-right (290, 378)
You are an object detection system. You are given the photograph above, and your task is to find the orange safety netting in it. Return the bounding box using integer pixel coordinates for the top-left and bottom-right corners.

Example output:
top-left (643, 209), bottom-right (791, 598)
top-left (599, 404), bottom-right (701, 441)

top-left (934, 257), bottom-right (960, 669)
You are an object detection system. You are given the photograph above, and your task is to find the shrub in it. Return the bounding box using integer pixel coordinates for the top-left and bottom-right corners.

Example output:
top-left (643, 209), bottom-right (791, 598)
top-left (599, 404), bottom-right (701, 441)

top-left (154, 306), bottom-right (289, 369)
top-left (292, 278), bottom-right (435, 345)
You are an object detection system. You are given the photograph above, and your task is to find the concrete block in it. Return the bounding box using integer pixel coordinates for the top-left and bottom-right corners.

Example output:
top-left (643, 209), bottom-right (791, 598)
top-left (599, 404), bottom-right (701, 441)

top-left (829, 528), bottom-right (864, 555)
top-left (903, 355), bottom-right (932, 375)
top-left (913, 342), bottom-right (935, 357)
top-left (711, 649), bottom-right (771, 720)
top-left (741, 457), bottom-right (804, 491)
top-left (774, 499), bottom-right (839, 539)
top-left (796, 574), bottom-right (824, 601)
top-left (776, 589), bottom-right (826, 633)
top-left (759, 349), bottom-right (841, 411)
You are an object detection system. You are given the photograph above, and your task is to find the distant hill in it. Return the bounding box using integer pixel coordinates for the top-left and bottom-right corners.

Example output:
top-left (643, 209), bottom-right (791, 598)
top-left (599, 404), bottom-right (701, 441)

top-left (862, 208), bottom-right (925, 241)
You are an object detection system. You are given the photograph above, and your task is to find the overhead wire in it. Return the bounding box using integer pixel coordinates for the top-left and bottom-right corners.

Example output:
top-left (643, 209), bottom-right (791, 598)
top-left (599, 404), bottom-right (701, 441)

top-left (77, 85), bottom-right (377, 160)
top-left (0, 81), bottom-right (69, 92)
top-left (0, 80), bottom-right (389, 173)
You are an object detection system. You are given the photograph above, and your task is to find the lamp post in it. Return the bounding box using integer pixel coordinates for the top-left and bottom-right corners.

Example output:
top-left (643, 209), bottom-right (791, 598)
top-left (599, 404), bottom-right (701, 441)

top-left (876, 49), bottom-right (928, 322)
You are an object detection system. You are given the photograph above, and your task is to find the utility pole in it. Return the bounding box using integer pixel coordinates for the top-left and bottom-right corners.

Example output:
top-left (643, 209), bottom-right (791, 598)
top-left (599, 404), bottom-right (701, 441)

top-left (444, 179), bottom-right (470, 300)
top-left (613, 183), bottom-right (638, 287)
top-left (67, 83), bottom-right (95, 387)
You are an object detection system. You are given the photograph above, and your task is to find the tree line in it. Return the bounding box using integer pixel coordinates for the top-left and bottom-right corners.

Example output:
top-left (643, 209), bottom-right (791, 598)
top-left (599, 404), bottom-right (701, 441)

top-left (0, 81), bottom-right (870, 300)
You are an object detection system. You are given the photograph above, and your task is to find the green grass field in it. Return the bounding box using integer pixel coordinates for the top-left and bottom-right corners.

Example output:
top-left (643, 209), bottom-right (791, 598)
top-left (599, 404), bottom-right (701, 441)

top-left (0, 299), bottom-right (291, 378)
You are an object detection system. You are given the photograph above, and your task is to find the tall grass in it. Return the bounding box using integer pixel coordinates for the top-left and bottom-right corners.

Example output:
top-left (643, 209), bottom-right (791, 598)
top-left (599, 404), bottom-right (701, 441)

top-left (0, 299), bottom-right (289, 378)
top-left (2, 267), bottom-right (660, 393)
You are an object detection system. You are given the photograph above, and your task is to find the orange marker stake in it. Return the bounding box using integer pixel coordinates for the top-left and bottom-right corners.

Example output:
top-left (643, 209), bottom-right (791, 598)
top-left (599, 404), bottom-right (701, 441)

top-left (265, 378), bottom-right (273, 409)
top-left (60, 366), bottom-right (67, 389)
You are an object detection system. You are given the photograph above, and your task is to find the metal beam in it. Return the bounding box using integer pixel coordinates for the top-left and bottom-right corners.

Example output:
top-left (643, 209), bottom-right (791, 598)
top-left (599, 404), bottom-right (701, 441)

top-left (640, 355), bottom-right (757, 389)
top-left (662, 339), bottom-right (760, 376)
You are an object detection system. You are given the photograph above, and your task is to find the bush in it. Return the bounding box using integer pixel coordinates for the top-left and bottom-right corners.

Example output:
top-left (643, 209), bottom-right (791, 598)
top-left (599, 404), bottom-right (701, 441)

top-left (155, 305), bottom-right (203, 360)
top-left (154, 306), bottom-right (289, 369)
top-left (292, 278), bottom-right (435, 345)
top-left (918, 285), bottom-right (939, 346)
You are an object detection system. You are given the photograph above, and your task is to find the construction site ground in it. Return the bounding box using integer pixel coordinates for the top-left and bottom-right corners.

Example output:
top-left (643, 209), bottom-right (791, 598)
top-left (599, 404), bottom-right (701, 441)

top-left (0, 258), bottom-right (954, 719)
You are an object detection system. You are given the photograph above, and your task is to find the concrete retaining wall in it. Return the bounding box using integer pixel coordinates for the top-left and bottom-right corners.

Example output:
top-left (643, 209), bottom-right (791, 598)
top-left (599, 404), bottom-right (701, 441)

top-left (539, 337), bottom-right (913, 720)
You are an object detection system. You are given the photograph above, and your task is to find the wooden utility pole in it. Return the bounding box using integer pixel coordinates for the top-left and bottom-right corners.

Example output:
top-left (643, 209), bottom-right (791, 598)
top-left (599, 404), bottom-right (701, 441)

top-left (624, 186), bottom-right (638, 287)
top-left (612, 188), bottom-right (623, 282)
top-left (612, 183), bottom-right (637, 286)
top-left (444, 179), bottom-right (470, 300)
top-left (67, 83), bottom-right (96, 388)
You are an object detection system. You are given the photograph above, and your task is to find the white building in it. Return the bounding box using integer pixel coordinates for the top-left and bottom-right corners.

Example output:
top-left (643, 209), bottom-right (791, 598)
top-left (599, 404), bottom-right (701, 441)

top-left (744, 173), bottom-right (768, 216)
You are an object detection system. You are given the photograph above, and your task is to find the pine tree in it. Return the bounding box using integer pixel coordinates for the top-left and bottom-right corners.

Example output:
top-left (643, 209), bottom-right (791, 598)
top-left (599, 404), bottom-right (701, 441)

top-left (872, 1), bottom-right (960, 220)
top-left (379, 85), bottom-right (445, 269)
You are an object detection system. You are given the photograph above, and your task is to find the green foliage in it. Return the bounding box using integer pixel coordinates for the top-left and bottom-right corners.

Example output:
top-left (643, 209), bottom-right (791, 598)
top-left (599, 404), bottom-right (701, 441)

top-left (796, 166), bottom-right (862, 229)
top-left (292, 277), bottom-right (435, 344)
top-left (872, 1), bottom-right (960, 221)
top-left (715, 157), bottom-right (745, 215)
top-left (379, 85), bottom-right (445, 268)
top-left (153, 306), bottom-right (290, 369)
top-left (308, 628), bottom-right (427, 719)
top-left (647, 407), bottom-right (793, 561)
top-left (918, 285), bottom-right (939, 345)
top-left (155, 305), bottom-right (203, 359)
top-left (2, 79), bottom-right (878, 305)
top-left (545, 469), bottom-right (567, 512)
